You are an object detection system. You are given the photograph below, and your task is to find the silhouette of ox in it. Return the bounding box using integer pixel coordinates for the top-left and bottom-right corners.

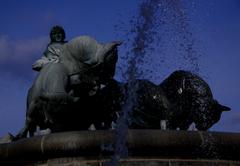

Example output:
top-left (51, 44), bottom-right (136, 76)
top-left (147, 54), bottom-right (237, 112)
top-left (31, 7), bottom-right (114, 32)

top-left (98, 70), bottom-right (231, 130)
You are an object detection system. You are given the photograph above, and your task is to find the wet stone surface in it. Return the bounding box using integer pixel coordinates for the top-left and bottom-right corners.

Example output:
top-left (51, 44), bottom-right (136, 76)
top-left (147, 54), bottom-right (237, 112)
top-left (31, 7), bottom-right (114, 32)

top-left (31, 158), bottom-right (240, 166)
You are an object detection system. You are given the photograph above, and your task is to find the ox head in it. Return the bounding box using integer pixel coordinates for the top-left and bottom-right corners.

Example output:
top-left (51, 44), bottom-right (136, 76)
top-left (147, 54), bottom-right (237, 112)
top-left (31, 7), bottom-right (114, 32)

top-left (62, 36), bottom-right (122, 96)
top-left (194, 99), bottom-right (231, 130)
top-left (97, 41), bottom-right (122, 84)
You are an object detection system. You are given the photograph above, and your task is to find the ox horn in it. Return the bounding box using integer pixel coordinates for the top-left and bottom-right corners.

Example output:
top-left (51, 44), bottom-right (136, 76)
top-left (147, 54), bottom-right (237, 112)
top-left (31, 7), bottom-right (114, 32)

top-left (217, 103), bottom-right (231, 112)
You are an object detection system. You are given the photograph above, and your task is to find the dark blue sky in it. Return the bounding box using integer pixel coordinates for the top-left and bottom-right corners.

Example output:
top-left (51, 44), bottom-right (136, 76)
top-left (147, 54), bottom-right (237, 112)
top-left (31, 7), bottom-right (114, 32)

top-left (0, 0), bottom-right (239, 136)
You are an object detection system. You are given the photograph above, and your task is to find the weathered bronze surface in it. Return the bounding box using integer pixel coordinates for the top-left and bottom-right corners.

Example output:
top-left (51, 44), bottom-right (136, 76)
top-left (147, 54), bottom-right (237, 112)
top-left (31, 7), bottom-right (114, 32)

top-left (16, 35), bottom-right (121, 139)
top-left (98, 71), bottom-right (230, 131)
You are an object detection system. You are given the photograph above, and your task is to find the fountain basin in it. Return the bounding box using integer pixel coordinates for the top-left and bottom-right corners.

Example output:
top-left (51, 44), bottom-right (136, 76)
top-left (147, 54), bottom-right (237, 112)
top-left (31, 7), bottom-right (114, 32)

top-left (0, 130), bottom-right (240, 165)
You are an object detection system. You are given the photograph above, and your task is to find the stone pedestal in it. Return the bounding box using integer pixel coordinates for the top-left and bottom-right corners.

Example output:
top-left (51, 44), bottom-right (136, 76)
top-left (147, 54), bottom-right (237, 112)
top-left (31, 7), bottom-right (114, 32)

top-left (0, 130), bottom-right (240, 165)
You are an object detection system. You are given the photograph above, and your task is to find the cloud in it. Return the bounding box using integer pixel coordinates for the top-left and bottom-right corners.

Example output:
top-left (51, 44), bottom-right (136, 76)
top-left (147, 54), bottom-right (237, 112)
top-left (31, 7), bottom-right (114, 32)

top-left (0, 35), bottom-right (48, 79)
top-left (0, 73), bottom-right (31, 136)
top-left (0, 36), bottom-right (11, 61)
top-left (210, 110), bottom-right (240, 132)
top-left (0, 35), bottom-right (48, 62)
top-left (225, 112), bottom-right (240, 127)
top-left (0, 35), bottom-right (49, 135)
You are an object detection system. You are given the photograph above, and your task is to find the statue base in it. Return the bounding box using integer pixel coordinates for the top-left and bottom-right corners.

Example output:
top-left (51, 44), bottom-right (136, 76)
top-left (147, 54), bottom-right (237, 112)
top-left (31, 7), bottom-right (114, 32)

top-left (0, 130), bottom-right (240, 165)
top-left (27, 157), bottom-right (240, 166)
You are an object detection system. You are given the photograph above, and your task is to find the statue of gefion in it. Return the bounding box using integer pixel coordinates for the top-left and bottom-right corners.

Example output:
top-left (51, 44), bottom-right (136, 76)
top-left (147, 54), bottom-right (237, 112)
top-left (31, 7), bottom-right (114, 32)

top-left (15, 35), bottom-right (122, 139)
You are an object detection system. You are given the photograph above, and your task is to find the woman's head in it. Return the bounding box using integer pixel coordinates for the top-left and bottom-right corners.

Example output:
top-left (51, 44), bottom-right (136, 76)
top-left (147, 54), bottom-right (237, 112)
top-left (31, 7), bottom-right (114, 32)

top-left (50, 25), bottom-right (66, 43)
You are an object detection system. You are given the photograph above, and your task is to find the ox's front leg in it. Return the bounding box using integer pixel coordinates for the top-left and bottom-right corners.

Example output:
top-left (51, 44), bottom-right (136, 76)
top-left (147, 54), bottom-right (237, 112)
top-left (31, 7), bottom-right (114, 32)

top-left (14, 117), bottom-right (35, 140)
top-left (14, 126), bottom-right (28, 140)
top-left (14, 100), bottom-right (39, 140)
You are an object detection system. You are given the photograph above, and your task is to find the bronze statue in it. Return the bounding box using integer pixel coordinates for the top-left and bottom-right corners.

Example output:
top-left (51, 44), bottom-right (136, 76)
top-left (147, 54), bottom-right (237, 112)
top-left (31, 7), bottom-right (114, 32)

top-left (14, 26), bottom-right (230, 140)
top-left (32, 25), bottom-right (67, 71)
top-left (97, 70), bottom-right (231, 131)
top-left (15, 35), bottom-right (121, 139)
top-left (158, 70), bottom-right (231, 130)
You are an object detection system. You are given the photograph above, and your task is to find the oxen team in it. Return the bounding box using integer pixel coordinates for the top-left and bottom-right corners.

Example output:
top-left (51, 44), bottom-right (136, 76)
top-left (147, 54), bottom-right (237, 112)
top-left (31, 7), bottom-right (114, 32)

top-left (15, 36), bottom-right (230, 140)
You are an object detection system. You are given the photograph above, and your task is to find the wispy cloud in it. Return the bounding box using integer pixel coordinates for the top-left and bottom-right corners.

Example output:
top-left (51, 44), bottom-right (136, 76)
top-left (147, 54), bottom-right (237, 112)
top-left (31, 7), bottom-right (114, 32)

top-left (0, 35), bottom-right (50, 135)
top-left (0, 35), bottom-right (48, 79)
top-left (211, 110), bottom-right (240, 132)
top-left (0, 74), bottom-right (30, 136)
top-left (0, 35), bottom-right (48, 61)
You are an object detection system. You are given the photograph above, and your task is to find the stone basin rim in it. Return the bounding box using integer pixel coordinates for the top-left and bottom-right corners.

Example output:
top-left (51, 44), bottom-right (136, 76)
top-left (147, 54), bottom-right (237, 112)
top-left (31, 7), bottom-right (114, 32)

top-left (0, 129), bottom-right (240, 161)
